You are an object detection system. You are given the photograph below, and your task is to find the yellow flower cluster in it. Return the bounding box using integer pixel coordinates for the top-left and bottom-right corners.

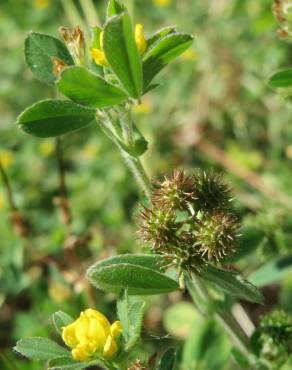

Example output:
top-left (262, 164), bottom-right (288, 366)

top-left (91, 24), bottom-right (147, 67)
top-left (62, 309), bottom-right (122, 362)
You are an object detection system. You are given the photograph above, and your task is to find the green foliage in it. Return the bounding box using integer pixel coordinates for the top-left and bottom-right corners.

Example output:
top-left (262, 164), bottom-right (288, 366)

top-left (103, 13), bottom-right (142, 99)
top-left (107, 0), bottom-right (127, 18)
top-left (157, 348), bottom-right (176, 370)
top-left (117, 290), bottom-right (145, 350)
top-left (48, 357), bottom-right (91, 370)
top-left (2, 0), bottom-right (292, 368)
top-left (57, 67), bottom-right (128, 108)
top-left (17, 99), bottom-right (96, 137)
top-left (249, 256), bottom-right (292, 287)
top-left (182, 320), bottom-right (231, 370)
top-left (143, 33), bottom-right (193, 87)
top-left (14, 337), bottom-right (69, 361)
top-left (25, 32), bottom-right (74, 85)
top-left (87, 254), bottom-right (179, 295)
top-left (52, 311), bottom-right (74, 335)
top-left (269, 68), bottom-right (292, 88)
top-left (201, 265), bottom-right (263, 303)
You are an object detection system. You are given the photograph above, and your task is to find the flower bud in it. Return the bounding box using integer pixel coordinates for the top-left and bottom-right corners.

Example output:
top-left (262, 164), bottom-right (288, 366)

top-left (59, 26), bottom-right (85, 65)
top-left (135, 24), bottom-right (147, 55)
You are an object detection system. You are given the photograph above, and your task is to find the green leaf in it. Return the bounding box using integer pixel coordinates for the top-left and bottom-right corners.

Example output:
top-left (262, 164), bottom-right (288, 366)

top-left (117, 290), bottom-right (145, 350)
top-left (49, 356), bottom-right (99, 369)
top-left (157, 348), bottom-right (176, 370)
top-left (91, 26), bottom-right (102, 49)
top-left (268, 68), bottom-right (292, 88)
top-left (146, 26), bottom-right (177, 51)
top-left (231, 347), bottom-right (250, 368)
top-left (107, 0), bottom-right (127, 18)
top-left (182, 320), bottom-right (231, 370)
top-left (17, 99), bottom-right (96, 138)
top-left (143, 83), bottom-right (160, 95)
top-left (52, 311), bottom-right (74, 335)
top-left (248, 256), bottom-right (292, 287)
top-left (131, 124), bottom-right (148, 156)
top-left (57, 67), bottom-right (128, 108)
top-left (25, 32), bottom-right (74, 85)
top-left (14, 337), bottom-right (69, 361)
top-left (143, 33), bottom-right (193, 87)
top-left (86, 254), bottom-right (179, 295)
top-left (103, 13), bottom-right (142, 99)
top-left (89, 254), bottom-right (167, 271)
top-left (200, 265), bottom-right (263, 303)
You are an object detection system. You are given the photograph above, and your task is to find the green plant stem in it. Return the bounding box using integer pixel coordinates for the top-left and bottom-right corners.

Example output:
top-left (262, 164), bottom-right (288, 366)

top-left (188, 275), bottom-right (253, 363)
top-left (101, 107), bottom-right (152, 199)
top-left (120, 149), bottom-right (152, 200)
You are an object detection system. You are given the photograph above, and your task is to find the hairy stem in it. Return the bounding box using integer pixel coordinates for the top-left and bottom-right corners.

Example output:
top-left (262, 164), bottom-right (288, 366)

top-left (120, 150), bottom-right (152, 200)
top-left (188, 275), bottom-right (252, 362)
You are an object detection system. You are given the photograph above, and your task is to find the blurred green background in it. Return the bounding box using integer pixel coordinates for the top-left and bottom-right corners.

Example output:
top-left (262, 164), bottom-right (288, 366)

top-left (0, 0), bottom-right (292, 369)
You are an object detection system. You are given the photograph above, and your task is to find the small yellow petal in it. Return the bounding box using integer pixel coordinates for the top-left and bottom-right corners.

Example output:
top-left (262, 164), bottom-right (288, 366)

top-left (72, 342), bottom-right (95, 361)
top-left (91, 48), bottom-right (108, 67)
top-left (103, 336), bottom-right (117, 358)
top-left (62, 322), bottom-right (78, 348)
top-left (84, 308), bottom-right (111, 329)
top-left (110, 321), bottom-right (122, 338)
top-left (135, 24), bottom-right (147, 55)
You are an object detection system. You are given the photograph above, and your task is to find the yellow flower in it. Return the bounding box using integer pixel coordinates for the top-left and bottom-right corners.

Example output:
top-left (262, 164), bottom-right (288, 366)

top-left (39, 140), bottom-right (54, 156)
top-left (91, 32), bottom-right (108, 67)
top-left (153, 0), bottom-right (172, 7)
top-left (33, 0), bottom-right (50, 9)
top-left (0, 150), bottom-right (14, 169)
top-left (135, 24), bottom-right (147, 55)
top-left (62, 309), bottom-right (122, 362)
top-left (91, 25), bottom-right (147, 67)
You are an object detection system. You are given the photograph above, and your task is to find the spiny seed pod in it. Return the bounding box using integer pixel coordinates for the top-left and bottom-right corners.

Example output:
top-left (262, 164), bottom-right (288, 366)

top-left (194, 211), bottom-right (239, 262)
top-left (176, 231), bottom-right (207, 274)
top-left (138, 169), bottom-right (239, 273)
top-left (260, 310), bottom-right (292, 351)
top-left (152, 170), bottom-right (196, 210)
top-left (194, 171), bottom-right (232, 211)
top-left (138, 205), bottom-right (178, 251)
